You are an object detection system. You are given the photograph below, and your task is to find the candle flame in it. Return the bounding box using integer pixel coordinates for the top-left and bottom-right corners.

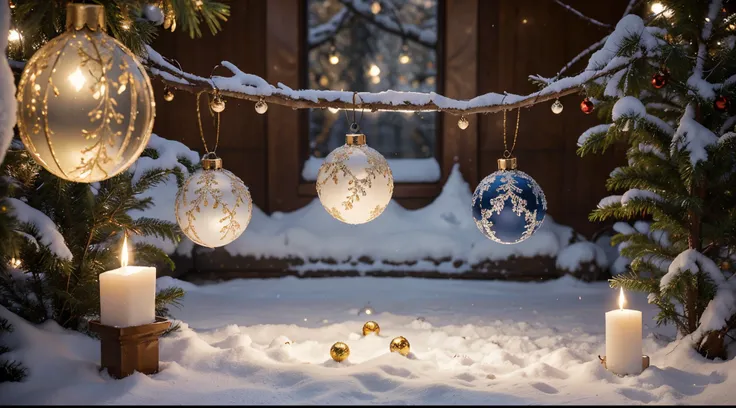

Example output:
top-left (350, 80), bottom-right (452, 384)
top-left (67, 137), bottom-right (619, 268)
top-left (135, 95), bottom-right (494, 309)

top-left (121, 235), bottom-right (128, 268)
top-left (618, 287), bottom-right (626, 310)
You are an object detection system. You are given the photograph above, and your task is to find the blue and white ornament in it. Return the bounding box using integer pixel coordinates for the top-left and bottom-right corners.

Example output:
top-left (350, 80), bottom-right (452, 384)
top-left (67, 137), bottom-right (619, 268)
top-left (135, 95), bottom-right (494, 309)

top-left (472, 158), bottom-right (546, 244)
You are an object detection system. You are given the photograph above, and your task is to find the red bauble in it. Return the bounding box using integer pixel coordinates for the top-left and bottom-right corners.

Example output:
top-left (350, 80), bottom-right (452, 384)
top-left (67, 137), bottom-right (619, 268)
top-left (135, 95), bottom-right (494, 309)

top-left (580, 98), bottom-right (594, 114)
top-left (715, 95), bottom-right (730, 111)
top-left (651, 71), bottom-right (668, 89)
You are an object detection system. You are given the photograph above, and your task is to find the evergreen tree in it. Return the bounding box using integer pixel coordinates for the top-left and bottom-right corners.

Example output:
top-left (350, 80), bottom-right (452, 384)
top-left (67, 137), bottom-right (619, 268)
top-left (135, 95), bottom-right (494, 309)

top-left (1, 1), bottom-right (223, 330)
top-left (0, 316), bottom-right (26, 383)
top-left (577, 0), bottom-right (736, 359)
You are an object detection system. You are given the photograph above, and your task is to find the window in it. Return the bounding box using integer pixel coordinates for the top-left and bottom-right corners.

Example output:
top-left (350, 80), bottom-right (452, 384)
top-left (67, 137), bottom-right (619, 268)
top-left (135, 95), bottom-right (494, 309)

top-left (304, 0), bottom-right (440, 183)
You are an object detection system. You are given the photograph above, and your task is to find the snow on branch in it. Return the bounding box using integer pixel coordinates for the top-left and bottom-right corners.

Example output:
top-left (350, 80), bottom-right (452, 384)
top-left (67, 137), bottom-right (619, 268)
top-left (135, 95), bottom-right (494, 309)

top-left (672, 104), bottom-right (718, 166)
top-left (141, 45), bottom-right (634, 116)
top-left (553, 0), bottom-right (613, 30)
top-left (338, 0), bottom-right (436, 48)
top-left (308, 7), bottom-right (353, 49)
top-left (6, 198), bottom-right (73, 260)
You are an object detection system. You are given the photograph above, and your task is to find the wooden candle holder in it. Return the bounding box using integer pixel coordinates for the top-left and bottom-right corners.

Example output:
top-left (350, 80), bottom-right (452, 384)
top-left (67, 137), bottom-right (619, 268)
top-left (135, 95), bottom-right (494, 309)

top-left (598, 355), bottom-right (650, 374)
top-left (89, 317), bottom-right (171, 379)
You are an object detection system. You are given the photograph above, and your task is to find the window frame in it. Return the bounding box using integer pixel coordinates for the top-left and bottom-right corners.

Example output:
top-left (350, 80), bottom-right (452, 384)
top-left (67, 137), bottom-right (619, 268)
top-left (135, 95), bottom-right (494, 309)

top-left (265, 0), bottom-right (478, 212)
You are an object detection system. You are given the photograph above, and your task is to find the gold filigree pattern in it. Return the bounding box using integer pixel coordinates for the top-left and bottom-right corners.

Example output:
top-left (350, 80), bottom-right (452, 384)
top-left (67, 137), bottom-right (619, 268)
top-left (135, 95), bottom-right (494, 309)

top-left (327, 207), bottom-right (347, 223)
top-left (16, 22), bottom-right (154, 183)
top-left (315, 144), bottom-right (393, 212)
top-left (366, 204), bottom-right (387, 222)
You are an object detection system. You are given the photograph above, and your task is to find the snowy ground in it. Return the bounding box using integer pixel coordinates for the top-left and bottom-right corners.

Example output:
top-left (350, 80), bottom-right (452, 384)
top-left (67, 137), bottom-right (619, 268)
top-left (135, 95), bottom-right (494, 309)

top-left (1, 276), bottom-right (734, 405)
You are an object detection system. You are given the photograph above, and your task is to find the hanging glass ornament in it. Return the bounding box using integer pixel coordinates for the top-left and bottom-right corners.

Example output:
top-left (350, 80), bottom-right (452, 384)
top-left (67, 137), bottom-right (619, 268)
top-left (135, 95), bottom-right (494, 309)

top-left (715, 95), bottom-right (730, 111)
top-left (551, 99), bottom-right (564, 114)
top-left (316, 124), bottom-right (394, 224)
top-left (472, 157), bottom-right (547, 244)
top-left (210, 93), bottom-right (226, 113)
top-left (458, 116), bottom-right (469, 130)
top-left (580, 98), bottom-right (594, 114)
top-left (651, 70), bottom-right (668, 89)
top-left (16, 4), bottom-right (155, 183)
top-left (255, 99), bottom-right (268, 114)
top-left (175, 154), bottom-right (253, 248)
top-left (163, 86), bottom-right (175, 102)
top-left (472, 109), bottom-right (546, 244)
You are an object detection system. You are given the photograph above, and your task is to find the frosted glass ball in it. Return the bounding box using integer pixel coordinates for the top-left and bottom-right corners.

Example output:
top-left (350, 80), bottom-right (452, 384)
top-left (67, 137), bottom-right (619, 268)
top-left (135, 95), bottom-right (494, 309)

top-left (472, 169), bottom-right (547, 244)
top-left (175, 166), bottom-right (253, 248)
top-left (16, 25), bottom-right (155, 183)
top-left (551, 99), bottom-right (564, 114)
top-left (316, 138), bottom-right (393, 224)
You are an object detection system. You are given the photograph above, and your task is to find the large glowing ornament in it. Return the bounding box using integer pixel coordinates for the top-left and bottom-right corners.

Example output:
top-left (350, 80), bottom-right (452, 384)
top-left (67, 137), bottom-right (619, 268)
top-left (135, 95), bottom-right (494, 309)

top-left (316, 127), bottom-right (393, 224)
top-left (175, 154), bottom-right (253, 248)
top-left (16, 4), bottom-right (155, 183)
top-left (472, 157), bottom-right (547, 244)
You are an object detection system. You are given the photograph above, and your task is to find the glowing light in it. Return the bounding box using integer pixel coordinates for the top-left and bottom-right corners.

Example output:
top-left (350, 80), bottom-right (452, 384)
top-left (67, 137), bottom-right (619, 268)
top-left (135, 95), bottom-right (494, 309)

top-left (368, 64), bottom-right (381, 77)
top-left (319, 75), bottom-right (329, 87)
top-left (121, 235), bottom-right (129, 268)
top-left (329, 54), bottom-right (340, 65)
top-left (705, 17), bottom-right (711, 22)
top-left (121, 20), bottom-right (131, 31)
top-left (8, 29), bottom-right (21, 43)
top-left (328, 107), bottom-right (339, 114)
top-left (651, 2), bottom-right (674, 18)
top-left (68, 67), bottom-right (86, 92)
top-left (399, 53), bottom-right (411, 64)
top-left (618, 287), bottom-right (626, 310)
top-left (522, 18), bottom-right (528, 24)
top-left (371, 1), bottom-right (381, 14)
top-left (9, 258), bottom-right (21, 268)
top-left (371, 76), bottom-right (381, 84)
top-left (426, 76), bottom-right (436, 85)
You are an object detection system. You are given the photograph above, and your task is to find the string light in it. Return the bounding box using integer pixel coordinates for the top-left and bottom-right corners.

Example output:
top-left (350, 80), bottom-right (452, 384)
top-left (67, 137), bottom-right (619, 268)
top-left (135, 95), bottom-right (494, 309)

top-left (8, 29), bottom-right (21, 43)
top-left (371, 1), bottom-right (381, 14)
top-left (399, 44), bottom-right (411, 64)
top-left (368, 64), bottom-right (381, 77)
top-left (651, 2), bottom-right (674, 18)
top-left (328, 45), bottom-right (339, 65)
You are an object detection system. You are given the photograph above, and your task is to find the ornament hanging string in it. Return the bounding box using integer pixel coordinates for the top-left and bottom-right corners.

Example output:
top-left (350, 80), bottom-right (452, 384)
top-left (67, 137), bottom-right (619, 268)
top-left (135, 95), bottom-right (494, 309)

top-left (502, 108), bottom-right (521, 158)
top-left (344, 92), bottom-right (365, 132)
top-left (195, 91), bottom-right (221, 154)
top-left (195, 64), bottom-right (228, 154)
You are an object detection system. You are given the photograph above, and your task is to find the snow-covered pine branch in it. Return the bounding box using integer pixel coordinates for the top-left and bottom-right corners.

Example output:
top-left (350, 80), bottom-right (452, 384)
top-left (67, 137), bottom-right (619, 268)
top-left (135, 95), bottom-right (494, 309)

top-left (5, 198), bottom-right (73, 261)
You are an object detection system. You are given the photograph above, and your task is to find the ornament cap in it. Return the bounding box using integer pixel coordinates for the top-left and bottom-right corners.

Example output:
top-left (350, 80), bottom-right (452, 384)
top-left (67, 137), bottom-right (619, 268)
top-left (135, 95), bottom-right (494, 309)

top-left (201, 153), bottom-right (223, 170)
top-left (66, 3), bottom-right (106, 32)
top-left (345, 133), bottom-right (366, 146)
top-left (497, 157), bottom-right (517, 170)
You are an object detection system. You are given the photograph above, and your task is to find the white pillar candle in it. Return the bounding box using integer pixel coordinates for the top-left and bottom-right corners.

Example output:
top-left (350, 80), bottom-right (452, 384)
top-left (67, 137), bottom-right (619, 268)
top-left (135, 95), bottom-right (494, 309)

top-left (605, 288), bottom-right (642, 375)
top-left (99, 236), bottom-right (156, 327)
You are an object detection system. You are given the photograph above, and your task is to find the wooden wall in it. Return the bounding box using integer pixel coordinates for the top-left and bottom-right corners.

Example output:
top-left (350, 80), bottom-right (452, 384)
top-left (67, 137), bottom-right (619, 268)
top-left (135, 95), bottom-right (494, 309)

top-left (151, 0), bottom-right (628, 238)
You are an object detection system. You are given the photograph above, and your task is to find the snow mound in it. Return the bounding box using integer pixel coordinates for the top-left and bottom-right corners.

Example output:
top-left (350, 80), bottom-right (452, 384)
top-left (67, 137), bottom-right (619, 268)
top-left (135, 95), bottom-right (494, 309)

top-left (555, 242), bottom-right (608, 272)
top-left (2, 277), bottom-right (735, 405)
top-left (207, 164), bottom-right (575, 273)
top-left (6, 197), bottom-right (72, 260)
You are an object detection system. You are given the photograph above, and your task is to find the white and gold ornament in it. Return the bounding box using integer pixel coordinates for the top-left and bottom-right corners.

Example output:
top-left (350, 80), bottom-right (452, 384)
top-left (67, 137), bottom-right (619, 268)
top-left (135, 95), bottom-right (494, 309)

top-left (175, 154), bottom-right (253, 248)
top-left (16, 4), bottom-right (155, 183)
top-left (316, 126), bottom-right (393, 224)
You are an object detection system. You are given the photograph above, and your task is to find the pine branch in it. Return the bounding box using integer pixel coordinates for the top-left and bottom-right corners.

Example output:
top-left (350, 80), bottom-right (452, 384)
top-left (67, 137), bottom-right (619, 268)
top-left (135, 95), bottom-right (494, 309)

top-left (337, 0), bottom-right (436, 48)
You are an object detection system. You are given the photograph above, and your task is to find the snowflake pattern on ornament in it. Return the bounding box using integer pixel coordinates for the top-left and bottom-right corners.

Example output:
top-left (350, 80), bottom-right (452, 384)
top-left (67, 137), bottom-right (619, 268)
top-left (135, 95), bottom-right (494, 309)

top-left (472, 170), bottom-right (547, 244)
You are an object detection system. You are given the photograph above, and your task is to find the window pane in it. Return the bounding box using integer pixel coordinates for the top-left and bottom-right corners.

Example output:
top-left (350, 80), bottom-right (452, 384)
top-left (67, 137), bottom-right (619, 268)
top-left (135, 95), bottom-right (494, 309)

top-left (305, 0), bottom-right (439, 182)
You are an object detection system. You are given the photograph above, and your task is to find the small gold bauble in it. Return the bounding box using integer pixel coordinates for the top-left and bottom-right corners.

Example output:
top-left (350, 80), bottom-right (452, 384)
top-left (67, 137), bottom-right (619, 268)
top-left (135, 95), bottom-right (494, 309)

top-left (210, 95), bottom-right (226, 113)
top-left (330, 342), bottom-right (350, 362)
top-left (255, 100), bottom-right (268, 114)
top-left (163, 87), bottom-right (175, 102)
top-left (389, 336), bottom-right (410, 356)
top-left (722, 261), bottom-right (731, 270)
top-left (362, 321), bottom-right (380, 336)
top-left (458, 116), bottom-right (469, 130)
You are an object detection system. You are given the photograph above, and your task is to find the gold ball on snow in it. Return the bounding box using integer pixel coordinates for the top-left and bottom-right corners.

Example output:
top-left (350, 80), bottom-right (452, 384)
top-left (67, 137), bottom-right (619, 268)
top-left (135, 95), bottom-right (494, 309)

top-left (362, 321), bottom-right (380, 336)
top-left (330, 342), bottom-right (350, 362)
top-left (389, 336), bottom-right (410, 356)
